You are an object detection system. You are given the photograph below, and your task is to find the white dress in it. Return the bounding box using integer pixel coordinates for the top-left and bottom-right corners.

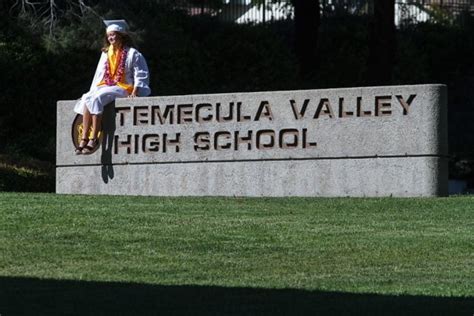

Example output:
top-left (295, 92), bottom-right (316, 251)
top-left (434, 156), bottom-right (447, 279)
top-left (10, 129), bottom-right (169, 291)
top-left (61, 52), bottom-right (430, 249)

top-left (74, 47), bottom-right (151, 115)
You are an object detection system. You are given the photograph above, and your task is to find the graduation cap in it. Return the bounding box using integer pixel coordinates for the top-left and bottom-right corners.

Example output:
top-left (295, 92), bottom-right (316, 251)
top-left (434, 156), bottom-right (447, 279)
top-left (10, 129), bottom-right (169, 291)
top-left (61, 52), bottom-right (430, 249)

top-left (103, 19), bottom-right (129, 33)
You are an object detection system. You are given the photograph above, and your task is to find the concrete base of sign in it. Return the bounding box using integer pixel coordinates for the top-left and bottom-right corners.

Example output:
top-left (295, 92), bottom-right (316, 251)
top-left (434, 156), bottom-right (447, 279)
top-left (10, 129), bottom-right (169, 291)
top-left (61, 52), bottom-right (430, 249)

top-left (56, 84), bottom-right (448, 197)
top-left (56, 156), bottom-right (447, 197)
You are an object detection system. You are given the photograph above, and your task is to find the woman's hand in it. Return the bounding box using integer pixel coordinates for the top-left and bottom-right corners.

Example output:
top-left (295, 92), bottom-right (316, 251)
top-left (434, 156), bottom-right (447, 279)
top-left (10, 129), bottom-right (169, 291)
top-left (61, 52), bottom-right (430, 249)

top-left (128, 87), bottom-right (138, 98)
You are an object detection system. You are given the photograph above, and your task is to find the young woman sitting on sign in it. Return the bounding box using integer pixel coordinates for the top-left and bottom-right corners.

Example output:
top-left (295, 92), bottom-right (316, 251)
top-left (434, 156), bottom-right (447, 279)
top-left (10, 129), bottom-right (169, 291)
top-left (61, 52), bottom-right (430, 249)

top-left (74, 19), bottom-right (151, 155)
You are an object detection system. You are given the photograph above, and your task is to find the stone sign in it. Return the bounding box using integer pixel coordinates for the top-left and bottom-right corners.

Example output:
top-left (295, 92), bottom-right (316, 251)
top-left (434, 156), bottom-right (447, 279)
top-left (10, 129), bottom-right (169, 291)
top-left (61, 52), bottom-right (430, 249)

top-left (56, 84), bottom-right (448, 197)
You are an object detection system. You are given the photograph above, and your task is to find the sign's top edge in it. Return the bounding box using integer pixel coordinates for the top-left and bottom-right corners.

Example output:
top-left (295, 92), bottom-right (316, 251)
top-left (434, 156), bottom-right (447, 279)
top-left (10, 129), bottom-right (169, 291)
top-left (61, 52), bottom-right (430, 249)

top-left (126, 83), bottom-right (447, 100)
top-left (57, 83), bottom-right (446, 103)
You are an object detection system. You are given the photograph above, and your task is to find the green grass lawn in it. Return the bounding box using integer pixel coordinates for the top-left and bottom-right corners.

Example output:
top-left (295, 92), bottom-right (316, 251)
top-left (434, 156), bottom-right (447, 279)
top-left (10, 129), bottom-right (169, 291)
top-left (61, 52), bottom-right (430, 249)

top-left (0, 193), bottom-right (473, 314)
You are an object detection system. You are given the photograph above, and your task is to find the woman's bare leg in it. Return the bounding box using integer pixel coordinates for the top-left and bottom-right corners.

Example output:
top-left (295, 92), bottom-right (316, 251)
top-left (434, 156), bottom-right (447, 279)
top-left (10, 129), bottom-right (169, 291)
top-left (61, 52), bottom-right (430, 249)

top-left (82, 113), bottom-right (102, 154)
top-left (75, 108), bottom-right (91, 153)
top-left (91, 114), bottom-right (102, 140)
top-left (82, 107), bottom-right (92, 140)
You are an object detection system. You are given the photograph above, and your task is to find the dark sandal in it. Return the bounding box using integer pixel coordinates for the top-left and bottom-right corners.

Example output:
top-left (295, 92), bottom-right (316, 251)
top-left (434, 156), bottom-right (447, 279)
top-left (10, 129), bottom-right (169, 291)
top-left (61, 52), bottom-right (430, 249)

top-left (82, 138), bottom-right (99, 155)
top-left (75, 138), bottom-right (88, 155)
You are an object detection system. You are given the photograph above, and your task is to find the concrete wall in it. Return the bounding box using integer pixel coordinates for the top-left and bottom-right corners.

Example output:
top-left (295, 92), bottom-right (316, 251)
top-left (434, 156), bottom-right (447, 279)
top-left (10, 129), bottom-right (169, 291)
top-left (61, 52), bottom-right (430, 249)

top-left (56, 84), bottom-right (448, 197)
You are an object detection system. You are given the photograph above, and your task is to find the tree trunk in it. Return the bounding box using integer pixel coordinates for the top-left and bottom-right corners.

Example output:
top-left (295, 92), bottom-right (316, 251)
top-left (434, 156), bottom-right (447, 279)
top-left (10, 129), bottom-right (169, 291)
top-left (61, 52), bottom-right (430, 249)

top-left (368, 0), bottom-right (396, 85)
top-left (292, 0), bottom-right (320, 82)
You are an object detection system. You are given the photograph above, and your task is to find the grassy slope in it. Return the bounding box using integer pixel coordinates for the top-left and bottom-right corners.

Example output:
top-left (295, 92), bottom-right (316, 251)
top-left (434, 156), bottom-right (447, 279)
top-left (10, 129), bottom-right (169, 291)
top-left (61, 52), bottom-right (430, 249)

top-left (0, 193), bottom-right (472, 299)
top-left (0, 155), bottom-right (54, 192)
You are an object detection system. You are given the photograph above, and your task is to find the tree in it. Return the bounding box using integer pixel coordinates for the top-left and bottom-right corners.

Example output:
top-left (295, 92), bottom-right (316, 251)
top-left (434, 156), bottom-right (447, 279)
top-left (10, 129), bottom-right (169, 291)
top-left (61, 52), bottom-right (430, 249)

top-left (6, 0), bottom-right (97, 38)
top-left (367, 0), bottom-right (396, 85)
top-left (291, 0), bottom-right (320, 82)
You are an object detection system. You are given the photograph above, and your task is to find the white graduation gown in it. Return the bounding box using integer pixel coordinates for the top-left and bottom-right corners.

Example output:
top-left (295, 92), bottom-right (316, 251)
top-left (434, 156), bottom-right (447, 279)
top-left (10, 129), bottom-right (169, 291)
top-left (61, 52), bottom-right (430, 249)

top-left (74, 47), bottom-right (151, 115)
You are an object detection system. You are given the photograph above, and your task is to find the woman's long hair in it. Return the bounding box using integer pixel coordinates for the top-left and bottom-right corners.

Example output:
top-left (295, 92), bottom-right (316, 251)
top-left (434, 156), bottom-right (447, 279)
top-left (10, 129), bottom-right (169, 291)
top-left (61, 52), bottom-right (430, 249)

top-left (101, 31), bottom-right (135, 52)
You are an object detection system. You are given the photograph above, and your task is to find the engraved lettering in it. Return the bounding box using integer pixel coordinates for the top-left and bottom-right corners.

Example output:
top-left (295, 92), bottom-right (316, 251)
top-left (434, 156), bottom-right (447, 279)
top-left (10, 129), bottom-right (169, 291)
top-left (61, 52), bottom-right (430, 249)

top-left (234, 130), bottom-right (253, 150)
top-left (116, 107), bottom-right (131, 126)
top-left (290, 99), bottom-right (310, 119)
top-left (375, 96), bottom-right (392, 116)
top-left (302, 128), bottom-right (317, 148)
top-left (134, 134), bottom-right (140, 154)
top-left (151, 105), bottom-right (175, 125)
top-left (356, 97), bottom-right (372, 117)
top-left (254, 101), bottom-right (274, 121)
top-left (194, 132), bottom-right (210, 151)
top-left (177, 104), bottom-right (193, 124)
top-left (338, 98), bottom-right (354, 118)
top-left (143, 134), bottom-right (160, 153)
top-left (237, 102), bottom-right (251, 122)
top-left (279, 128), bottom-right (299, 148)
top-left (195, 103), bottom-right (213, 123)
top-left (133, 106), bottom-right (149, 125)
top-left (314, 98), bottom-right (335, 119)
top-left (256, 129), bottom-right (275, 149)
top-left (214, 131), bottom-right (232, 150)
top-left (396, 94), bottom-right (416, 115)
top-left (163, 133), bottom-right (181, 153)
top-left (216, 102), bottom-right (234, 122)
top-left (114, 134), bottom-right (132, 154)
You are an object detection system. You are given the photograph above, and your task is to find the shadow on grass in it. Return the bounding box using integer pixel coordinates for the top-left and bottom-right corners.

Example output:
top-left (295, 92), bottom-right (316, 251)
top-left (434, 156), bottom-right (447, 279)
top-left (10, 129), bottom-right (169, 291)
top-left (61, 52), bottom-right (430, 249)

top-left (0, 276), bottom-right (472, 315)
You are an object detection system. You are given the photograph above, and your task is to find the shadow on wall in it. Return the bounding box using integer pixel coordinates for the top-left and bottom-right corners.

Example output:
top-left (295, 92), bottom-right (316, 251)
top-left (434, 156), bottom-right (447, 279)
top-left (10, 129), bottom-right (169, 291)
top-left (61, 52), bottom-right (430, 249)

top-left (101, 102), bottom-right (116, 184)
top-left (0, 276), bottom-right (473, 315)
